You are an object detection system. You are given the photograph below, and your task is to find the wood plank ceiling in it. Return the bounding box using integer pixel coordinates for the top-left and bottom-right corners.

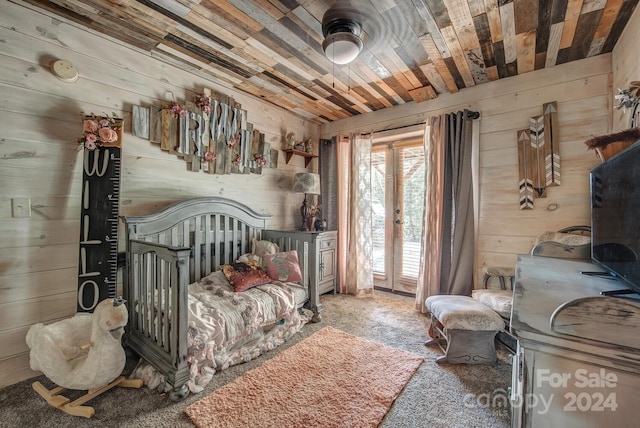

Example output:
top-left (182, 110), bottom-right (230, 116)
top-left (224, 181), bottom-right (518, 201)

top-left (23, 0), bottom-right (639, 124)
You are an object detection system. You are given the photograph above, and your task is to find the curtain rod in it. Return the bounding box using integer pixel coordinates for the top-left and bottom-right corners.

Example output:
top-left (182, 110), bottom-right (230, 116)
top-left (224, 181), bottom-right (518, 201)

top-left (360, 110), bottom-right (480, 135)
top-left (364, 109), bottom-right (480, 136)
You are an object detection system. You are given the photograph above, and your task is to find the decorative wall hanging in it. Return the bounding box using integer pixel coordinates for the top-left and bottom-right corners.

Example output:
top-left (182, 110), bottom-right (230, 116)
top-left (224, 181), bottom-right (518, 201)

top-left (517, 101), bottom-right (561, 209)
top-left (132, 89), bottom-right (274, 174)
top-left (76, 114), bottom-right (123, 312)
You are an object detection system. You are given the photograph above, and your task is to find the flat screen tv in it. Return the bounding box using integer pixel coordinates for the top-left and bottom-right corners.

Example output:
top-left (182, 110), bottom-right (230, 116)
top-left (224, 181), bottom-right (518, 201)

top-left (590, 140), bottom-right (640, 295)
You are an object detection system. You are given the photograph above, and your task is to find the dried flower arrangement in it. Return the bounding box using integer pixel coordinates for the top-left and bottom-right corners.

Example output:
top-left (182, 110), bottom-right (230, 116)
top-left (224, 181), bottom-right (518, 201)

top-left (168, 101), bottom-right (187, 118)
top-left (614, 82), bottom-right (640, 112)
top-left (79, 114), bottom-right (122, 150)
top-left (584, 128), bottom-right (640, 162)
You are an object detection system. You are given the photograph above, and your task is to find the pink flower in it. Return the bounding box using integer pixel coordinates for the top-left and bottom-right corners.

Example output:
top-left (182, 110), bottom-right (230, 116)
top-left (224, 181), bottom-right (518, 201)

top-left (99, 127), bottom-right (118, 142)
top-left (83, 120), bottom-right (98, 133)
top-left (228, 134), bottom-right (240, 150)
top-left (204, 150), bottom-right (217, 162)
top-left (255, 154), bottom-right (266, 167)
top-left (170, 102), bottom-right (187, 118)
top-left (84, 132), bottom-right (98, 144)
top-left (195, 95), bottom-right (212, 114)
top-left (233, 153), bottom-right (242, 166)
top-left (84, 140), bottom-right (97, 150)
top-left (98, 119), bottom-right (110, 128)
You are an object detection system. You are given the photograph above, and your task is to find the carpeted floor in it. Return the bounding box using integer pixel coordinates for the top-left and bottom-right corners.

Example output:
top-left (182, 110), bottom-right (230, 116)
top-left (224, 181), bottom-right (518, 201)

top-left (0, 291), bottom-right (512, 427)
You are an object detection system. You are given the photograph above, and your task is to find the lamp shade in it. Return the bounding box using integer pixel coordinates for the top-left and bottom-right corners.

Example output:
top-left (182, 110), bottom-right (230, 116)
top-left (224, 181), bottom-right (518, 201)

top-left (293, 172), bottom-right (321, 195)
top-left (322, 32), bottom-right (363, 64)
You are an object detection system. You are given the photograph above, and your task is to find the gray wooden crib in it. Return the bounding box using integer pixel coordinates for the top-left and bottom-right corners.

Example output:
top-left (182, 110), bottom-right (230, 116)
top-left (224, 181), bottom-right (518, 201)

top-left (121, 197), bottom-right (317, 400)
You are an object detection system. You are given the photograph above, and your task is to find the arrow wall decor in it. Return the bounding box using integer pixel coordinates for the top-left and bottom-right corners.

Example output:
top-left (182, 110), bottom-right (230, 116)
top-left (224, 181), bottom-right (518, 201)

top-left (517, 129), bottom-right (535, 210)
top-left (529, 115), bottom-right (547, 198)
top-left (517, 101), bottom-right (561, 209)
top-left (543, 101), bottom-right (561, 186)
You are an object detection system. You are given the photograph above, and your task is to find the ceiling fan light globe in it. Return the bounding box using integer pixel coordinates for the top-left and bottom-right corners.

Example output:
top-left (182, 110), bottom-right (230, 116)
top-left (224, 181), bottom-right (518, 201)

top-left (323, 32), bottom-right (363, 64)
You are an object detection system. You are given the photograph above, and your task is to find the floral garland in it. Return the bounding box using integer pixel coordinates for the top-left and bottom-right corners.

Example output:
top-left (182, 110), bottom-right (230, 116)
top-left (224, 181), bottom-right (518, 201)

top-left (80, 114), bottom-right (121, 150)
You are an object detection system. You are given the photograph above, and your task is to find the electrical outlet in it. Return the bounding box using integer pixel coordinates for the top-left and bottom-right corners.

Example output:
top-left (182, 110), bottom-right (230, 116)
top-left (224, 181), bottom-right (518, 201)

top-left (11, 198), bottom-right (31, 218)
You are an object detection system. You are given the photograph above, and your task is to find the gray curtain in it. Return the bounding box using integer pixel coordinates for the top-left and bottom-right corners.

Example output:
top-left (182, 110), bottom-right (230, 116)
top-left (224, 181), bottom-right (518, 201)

top-left (319, 138), bottom-right (337, 231)
top-left (440, 111), bottom-right (475, 295)
top-left (416, 110), bottom-right (476, 311)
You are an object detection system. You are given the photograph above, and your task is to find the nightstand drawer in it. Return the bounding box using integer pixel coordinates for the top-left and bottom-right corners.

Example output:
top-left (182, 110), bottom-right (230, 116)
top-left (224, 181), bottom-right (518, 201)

top-left (320, 238), bottom-right (336, 250)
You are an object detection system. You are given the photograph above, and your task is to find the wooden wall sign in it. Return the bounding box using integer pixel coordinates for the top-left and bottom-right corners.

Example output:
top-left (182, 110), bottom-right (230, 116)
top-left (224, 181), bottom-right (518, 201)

top-left (517, 101), bottom-right (561, 209)
top-left (132, 88), bottom-right (274, 175)
top-left (77, 116), bottom-right (123, 312)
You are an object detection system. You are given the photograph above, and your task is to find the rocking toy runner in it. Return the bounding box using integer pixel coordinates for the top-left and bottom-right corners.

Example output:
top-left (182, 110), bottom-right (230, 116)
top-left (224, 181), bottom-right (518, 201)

top-left (25, 297), bottom-right (142, 418)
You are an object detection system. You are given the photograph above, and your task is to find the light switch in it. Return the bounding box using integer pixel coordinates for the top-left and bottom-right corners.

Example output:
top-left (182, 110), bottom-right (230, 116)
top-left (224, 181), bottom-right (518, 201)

top-left (11, 198), bottom-right (31, 218)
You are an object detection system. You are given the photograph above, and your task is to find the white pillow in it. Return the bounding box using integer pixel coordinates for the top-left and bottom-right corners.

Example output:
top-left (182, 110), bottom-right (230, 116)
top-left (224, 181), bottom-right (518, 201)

top-left (251, 239), bottom-right (279, 257)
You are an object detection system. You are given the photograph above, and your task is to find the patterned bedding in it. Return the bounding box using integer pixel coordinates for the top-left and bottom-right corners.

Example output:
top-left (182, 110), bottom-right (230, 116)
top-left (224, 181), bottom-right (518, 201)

top-left (132, 270), bottom-right (309, 393)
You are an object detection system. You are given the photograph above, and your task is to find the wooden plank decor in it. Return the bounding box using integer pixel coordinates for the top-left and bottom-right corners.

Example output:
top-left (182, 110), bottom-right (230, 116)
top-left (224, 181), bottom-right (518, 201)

top-left (529, 115), bottom-right (547, 198)
top-left (132, 105), bottom-right (149, 139)
top-left (543, 101), bottom-right (560, 186)
top-left (161, 108), bottom-right (178, 153)
top-left (77, 116), bottom-right (123, 312)
top-left (517, 129), bottom-right (535, 210)
top-left (148, 105), bottom-right (162, 144)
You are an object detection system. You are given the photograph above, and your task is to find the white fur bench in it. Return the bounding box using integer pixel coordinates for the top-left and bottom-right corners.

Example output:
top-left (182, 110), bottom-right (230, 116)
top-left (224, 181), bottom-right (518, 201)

top-left (425, 295), bottom-right (505, 364)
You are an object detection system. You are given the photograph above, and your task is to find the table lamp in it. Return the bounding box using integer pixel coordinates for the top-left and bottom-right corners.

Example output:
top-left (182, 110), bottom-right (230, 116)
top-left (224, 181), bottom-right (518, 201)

top-left (293, 172), bottom-right (321, 230)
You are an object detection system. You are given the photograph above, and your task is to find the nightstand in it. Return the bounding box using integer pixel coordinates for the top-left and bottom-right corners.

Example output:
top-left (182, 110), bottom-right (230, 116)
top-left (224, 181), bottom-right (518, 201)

top-left (262, 230), bottom-right (337, 322)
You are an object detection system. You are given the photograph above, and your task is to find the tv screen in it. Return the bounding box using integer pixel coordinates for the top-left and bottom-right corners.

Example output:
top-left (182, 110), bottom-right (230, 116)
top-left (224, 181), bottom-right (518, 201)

top-left (590, 141), bottom-right (640, 294)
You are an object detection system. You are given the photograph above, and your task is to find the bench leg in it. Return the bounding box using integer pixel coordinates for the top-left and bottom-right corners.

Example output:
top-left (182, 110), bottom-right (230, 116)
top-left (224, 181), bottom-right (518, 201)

top-left (443, 329), bottom-right (499, 364)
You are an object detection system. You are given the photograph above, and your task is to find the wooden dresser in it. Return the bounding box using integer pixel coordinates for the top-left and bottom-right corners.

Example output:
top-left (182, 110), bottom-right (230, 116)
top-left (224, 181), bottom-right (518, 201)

top-left (510, 255), bottom-right (640, 428)
top-left (263, 230), bottom-right (337, 322)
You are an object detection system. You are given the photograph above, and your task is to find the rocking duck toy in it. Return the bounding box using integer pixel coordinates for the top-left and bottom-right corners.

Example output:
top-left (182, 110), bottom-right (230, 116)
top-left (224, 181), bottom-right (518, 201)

top-left (25, 297), bottom-right (142, 418)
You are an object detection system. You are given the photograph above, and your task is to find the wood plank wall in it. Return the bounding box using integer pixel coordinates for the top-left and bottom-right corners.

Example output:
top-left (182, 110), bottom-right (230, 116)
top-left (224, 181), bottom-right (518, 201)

top-left (0, 1), bottom-right (318, 388)
top-left (612, 3), bottom-right (640, 131)
top-left (321, 53), bottom-right (614, 292)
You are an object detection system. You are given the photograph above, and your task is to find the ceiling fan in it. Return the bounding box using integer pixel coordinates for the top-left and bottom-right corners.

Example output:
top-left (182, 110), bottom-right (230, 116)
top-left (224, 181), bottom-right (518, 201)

top-left (317, 1), bottom-right (405, 73)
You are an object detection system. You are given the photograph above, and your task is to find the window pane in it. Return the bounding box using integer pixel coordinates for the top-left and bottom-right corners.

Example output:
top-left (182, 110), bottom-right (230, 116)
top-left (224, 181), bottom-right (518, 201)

top-left (399, 146), bottom-right (424, 279)
top-left (371, 150), bottom-right (386, 273)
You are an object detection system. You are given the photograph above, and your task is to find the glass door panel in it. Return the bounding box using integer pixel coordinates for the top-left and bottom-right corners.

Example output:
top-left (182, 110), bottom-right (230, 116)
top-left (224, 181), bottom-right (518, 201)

top-left (372, 140), bottom-right (425, 295)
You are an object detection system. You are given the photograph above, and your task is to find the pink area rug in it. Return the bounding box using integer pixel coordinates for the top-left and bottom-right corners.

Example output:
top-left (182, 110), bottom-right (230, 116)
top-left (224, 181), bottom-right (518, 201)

top-left (185, 326), bottom-right (423, 427)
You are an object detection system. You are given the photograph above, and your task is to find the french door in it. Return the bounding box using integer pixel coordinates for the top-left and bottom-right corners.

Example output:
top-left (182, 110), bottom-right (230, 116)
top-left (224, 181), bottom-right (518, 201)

top-left (371, 139), bottom-right (425, 295)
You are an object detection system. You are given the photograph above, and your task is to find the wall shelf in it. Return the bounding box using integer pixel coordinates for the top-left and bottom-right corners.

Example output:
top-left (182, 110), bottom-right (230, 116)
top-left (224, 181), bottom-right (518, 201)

top-left (283, 149), bottom-right (318, 167)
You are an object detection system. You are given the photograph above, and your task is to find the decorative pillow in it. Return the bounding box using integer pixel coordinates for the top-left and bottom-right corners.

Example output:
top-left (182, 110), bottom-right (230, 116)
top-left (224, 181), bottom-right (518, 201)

top-left (252, 239), bottom-right (279, 257)
top-left (220, 261), bottom-right (272, 292)
top-left (263, 251), bottom-right (303, 282)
